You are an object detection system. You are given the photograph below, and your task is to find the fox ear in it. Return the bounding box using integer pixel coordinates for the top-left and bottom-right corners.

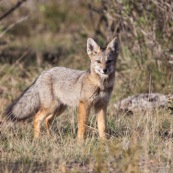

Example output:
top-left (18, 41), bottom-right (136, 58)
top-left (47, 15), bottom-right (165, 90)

top-left (87, 38), bottom-right (100, 56)
top-left (106, 37), bottom-right (120, 55)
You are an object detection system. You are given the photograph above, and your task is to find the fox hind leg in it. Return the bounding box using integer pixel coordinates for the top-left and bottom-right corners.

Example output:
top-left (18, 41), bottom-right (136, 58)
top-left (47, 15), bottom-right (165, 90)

top-left (34, 108), bottom-right (49, 138)
top-left (45, 114), bottom-right (54, 137)
top-left (45, 105), bottom-right (67, 136)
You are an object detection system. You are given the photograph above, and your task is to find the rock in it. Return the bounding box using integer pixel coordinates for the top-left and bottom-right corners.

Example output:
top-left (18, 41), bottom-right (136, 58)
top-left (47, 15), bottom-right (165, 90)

top-left (114, 93), bottom-right (173, 114)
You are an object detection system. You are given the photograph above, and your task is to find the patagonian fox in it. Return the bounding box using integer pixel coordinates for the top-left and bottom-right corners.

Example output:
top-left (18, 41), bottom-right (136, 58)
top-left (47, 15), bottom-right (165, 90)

top-left (5, 37), bottom-right (120, 141)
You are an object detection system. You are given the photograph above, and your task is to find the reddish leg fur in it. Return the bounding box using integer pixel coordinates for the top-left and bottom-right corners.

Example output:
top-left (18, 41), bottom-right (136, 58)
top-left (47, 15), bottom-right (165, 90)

top-left (96, 107), bottom-right (107, 140)
top-left (77, 101), bottom-right (91, 142)
top-left (34, 109), bottom-right (49, 138)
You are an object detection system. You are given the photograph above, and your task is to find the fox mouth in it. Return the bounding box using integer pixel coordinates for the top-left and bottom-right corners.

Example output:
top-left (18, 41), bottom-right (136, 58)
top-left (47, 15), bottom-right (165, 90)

top-left (101, 70), bottom-right (108, 74)
top-left (96, 69), bottom-right (110, 75)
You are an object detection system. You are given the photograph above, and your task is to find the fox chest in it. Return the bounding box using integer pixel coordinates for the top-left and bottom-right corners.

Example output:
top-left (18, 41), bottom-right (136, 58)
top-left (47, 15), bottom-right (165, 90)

top-left (89, 86), bottom-right (112, 104)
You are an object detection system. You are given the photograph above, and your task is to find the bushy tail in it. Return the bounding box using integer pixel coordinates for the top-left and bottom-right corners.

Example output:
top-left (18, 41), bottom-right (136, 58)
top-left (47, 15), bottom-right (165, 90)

top-left (5, 82), bottom-right (40, 121)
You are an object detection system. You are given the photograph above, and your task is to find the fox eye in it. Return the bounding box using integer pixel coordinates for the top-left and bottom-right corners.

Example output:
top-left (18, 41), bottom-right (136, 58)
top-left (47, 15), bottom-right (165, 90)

top-left (106, 60), bottom-right (113, 64)
top-left (96, 60), bottom-right (101, 63)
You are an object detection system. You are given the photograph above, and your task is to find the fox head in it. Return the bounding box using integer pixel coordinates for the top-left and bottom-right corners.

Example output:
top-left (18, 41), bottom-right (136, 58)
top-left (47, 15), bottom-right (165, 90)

top-left (87, 37), bottom-right (120, 77)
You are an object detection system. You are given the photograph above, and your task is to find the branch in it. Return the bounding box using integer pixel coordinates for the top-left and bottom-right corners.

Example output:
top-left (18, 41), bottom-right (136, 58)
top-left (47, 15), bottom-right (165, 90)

top-left (0, 0), bottom-right (27, 21)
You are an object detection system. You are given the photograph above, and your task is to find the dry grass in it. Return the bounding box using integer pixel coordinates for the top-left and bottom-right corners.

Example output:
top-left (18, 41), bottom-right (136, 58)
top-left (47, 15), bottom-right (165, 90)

top-left (0, 60), bottom-right (173, 173)
top-left (0, 0), bottom-right (173, 172)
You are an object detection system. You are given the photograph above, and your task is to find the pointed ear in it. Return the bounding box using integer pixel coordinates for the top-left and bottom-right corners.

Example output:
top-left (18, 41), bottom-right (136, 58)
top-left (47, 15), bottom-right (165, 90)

top-left (87, 38), bottom-right (100, 56)
top-left (106, 37), bottom-right (120, 55)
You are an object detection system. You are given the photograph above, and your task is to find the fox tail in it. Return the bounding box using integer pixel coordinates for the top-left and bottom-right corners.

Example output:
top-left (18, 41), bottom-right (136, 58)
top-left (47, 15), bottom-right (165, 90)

top-left (5, 81), bottom-right (40, 121)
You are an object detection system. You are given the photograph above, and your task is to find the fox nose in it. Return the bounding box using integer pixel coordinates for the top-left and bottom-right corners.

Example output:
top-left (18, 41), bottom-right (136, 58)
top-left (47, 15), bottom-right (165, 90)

top-left (103, 69), bottom-right (107, 73)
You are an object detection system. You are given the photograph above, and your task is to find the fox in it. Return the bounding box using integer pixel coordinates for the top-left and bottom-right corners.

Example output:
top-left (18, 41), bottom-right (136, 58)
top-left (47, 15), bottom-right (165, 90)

top-left (5, 37), bottom-right (120, 141)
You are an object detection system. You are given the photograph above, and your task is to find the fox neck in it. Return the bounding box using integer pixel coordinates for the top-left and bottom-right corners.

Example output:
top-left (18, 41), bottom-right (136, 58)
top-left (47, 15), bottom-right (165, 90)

top-left (88, 64), bottom-right (115, 88)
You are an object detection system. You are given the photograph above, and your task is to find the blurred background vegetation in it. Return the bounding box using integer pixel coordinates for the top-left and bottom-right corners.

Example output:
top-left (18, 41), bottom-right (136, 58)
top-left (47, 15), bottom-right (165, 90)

top-left (0, 1), bottom-right (173, 172)
top-left (0, 0), bottom-right (173, 109)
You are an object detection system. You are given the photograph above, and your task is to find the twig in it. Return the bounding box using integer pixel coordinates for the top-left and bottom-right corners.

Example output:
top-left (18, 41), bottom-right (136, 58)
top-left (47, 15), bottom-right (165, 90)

top-left (0, 0), bottom-right (27, 21)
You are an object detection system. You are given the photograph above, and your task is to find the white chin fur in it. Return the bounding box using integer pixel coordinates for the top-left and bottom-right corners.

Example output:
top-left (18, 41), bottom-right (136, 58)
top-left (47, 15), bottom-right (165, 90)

top-left (95, 69), bottom-right (109, 77)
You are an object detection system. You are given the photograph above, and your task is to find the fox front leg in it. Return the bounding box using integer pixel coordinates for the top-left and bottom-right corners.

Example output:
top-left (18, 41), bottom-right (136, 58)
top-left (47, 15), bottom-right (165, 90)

top-left (77, 101), bottom-right (91, 142)
top-left (95, 105), bottom-right (107, 140)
